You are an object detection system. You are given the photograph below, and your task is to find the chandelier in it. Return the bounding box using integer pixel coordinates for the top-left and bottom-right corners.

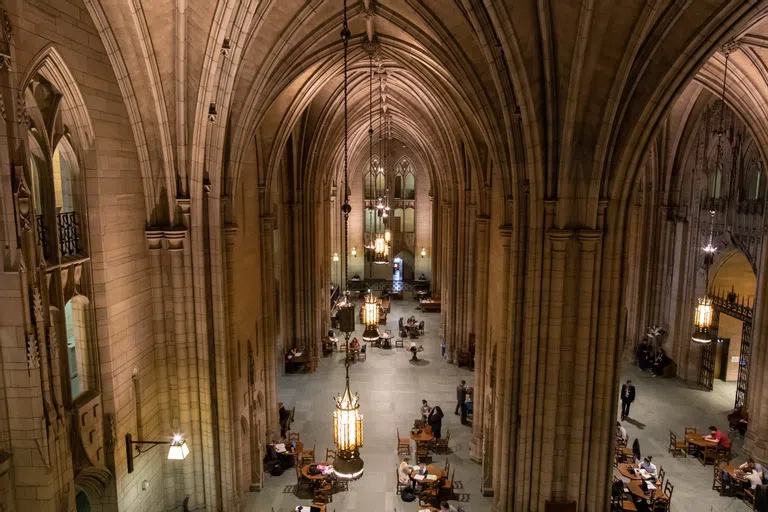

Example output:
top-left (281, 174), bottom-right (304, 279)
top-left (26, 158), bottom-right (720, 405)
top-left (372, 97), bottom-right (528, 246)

top-left (692, 47), bottom-right (731, 344)
top-left (361, 289), bottom-right (381, 341)
top-left (332, 0), bottom-right (363, 481)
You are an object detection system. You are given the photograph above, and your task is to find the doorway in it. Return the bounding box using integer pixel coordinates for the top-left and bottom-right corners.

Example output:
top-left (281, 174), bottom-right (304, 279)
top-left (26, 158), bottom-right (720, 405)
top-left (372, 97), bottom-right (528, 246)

top-left (393, 257), bottom-right (402, 282)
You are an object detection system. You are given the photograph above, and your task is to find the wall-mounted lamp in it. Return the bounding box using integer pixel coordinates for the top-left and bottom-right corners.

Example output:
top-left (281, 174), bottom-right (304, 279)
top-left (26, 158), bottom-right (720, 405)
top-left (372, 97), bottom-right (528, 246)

top-left (420, 247), bottom-right (426, 258)
top-left (351, 246), bottom-right (357, 258)
top-left (332, 253), bottom-right (340, 262)
top-left (126, 433), bottom-right (189, 473)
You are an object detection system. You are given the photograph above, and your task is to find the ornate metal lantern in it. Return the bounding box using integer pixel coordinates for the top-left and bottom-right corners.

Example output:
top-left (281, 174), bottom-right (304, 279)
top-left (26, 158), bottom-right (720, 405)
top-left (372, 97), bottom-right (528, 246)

top-left (692, 296), bottom-right (714, 343)
top-left (333, 378), bottom-right (364, 480)
top-left (362, 290), bottom-right (380, 341)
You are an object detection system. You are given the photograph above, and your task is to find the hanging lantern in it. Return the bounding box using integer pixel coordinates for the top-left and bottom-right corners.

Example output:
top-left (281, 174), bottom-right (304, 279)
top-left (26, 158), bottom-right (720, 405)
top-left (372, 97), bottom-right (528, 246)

top-left (361, 290), bottom-right (380, 341)
top-left (384, 228), bottom-right (391, 243)
top-left (351, 246), bottom-right (357, 258)
top-left (374, 235), bottom-right (387, 265)
top-left (333, 379), bottom-right (364, 480)
top-left (692, 296), bottom-right (714, 343)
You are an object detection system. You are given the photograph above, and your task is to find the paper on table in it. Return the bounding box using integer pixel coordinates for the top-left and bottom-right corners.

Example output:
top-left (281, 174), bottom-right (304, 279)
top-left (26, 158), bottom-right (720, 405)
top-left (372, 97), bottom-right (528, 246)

top-left (646, 483), bottom-right (656, 491)
top-left (412, 465), bottom-right (421, 471)
top-left (413, 474), bottom-right (425, 481)
top-left (275, 443), bottom-right (286, 453)
top-left (426, 474), bottom-right (438, 481)
top-left (419, 509), bottom-right (431, 512)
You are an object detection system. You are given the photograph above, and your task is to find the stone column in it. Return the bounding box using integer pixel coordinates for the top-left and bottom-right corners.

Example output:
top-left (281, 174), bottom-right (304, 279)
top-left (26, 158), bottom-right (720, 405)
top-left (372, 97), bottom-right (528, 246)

top-left (470, 215), bottom-right (489, 463)
top-left (167, 231), bottom-right (196, 503)
top-left (260, 215), bottom-right (280, 439)
top-left (745, 226), bottom-right (768, 462)
top-left (178, 199), bottom-right (206, 506)
top-left (146, 230), bottom-right (174, 508)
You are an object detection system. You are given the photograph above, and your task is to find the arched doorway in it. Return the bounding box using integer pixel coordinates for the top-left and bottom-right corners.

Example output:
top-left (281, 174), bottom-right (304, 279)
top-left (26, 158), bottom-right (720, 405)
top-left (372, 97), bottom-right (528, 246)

top-left (700, 250), bottom-right (756, 407)
top-left (75, 490), bottom-right (91, 512)
top-left (394, 250), bottom-right (415, 281)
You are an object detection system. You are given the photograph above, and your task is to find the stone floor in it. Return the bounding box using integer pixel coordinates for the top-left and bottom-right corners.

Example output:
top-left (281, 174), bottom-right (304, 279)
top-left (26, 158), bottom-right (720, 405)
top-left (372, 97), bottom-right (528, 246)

top-left (617, 364), bottom-right (751, 512)
top-left (244, 296), bottom-right (755, 512)
top-left (244, 297), bottom-right (490, 512)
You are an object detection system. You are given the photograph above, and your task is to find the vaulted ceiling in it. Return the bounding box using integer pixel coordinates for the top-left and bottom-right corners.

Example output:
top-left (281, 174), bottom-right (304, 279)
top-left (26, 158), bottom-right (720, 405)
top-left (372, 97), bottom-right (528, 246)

top-left (85, 0), bottom-right (768, 228)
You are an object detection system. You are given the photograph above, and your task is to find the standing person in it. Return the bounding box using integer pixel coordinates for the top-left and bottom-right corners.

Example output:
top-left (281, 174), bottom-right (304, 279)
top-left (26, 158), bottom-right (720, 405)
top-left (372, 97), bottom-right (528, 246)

top-left (620, 380), bottom-right (636, 421)
top-left (428, 405), bottom-right (444, 439)
top-left (455, 380), bottom-right (467, 416)
top-left (421, 399), bottom-right (431, 424)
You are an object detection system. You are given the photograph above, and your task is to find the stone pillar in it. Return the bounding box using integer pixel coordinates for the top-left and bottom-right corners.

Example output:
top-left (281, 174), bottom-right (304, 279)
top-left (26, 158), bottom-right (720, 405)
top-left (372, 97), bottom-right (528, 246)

top-left (179, 199), bottom-right (206, 506)
top-left (745, 227), bottom-right (768, 461)
top-left (146, 230), bottom-right (175, 508)
top-left (167, 231), bottom-right (196, 504)
top-left (470, 215), bottom-right (489, 463)
top-left (260, 215), bottom-right (280, 440)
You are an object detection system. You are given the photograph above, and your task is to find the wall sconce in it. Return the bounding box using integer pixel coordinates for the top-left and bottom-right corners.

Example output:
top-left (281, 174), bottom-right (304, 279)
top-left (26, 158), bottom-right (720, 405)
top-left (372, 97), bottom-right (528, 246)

top-left (221, 37), bottom-right (232, 57)
top-left (332, 253), bottom-right (340, 262)
top-left (208, 103), bottom-right (218, 123)
top-left (420, 247), bottom-right (426, 258)
top-left (351, 246), bottom-right (357, 257)
top-left (126, 433), bottom-right (189, 473)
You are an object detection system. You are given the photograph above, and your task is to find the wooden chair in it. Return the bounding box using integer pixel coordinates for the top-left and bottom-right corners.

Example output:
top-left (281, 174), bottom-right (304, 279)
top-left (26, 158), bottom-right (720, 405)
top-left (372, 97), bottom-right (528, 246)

top-left (416, 444), bottom-right (430, 464)
top-left (444, 459), bottom-right (451, 475)
top-left (325, 448), bottom-right (337, 463)
top-left (288, 431), bottom-right (300, 443)
top-left (358, 344), bottom-right (367, 362)
top-left (713, 460), bottom-right (726, 494)
top-left (698, 445), bottom-right (716, 466)
top-left (418, 321), bottom-right (425, 335)
top-left (664, 480), bottom-right (674, 500)
top-left (338, 340), bottom-right (347, 352)
top-left (418, 486), bottom-right (438, 507)
top-left (440, 469), bottom-right (456, 500)
top-left (295, 464), bottom-right (312, 494)
top-left (395, 337), bottom-right (404, 348)
top-left (717, 446), bottom-right (732, 464)
top-left (657, 466), bottom-right (665, 488)
top-left (299, 443), bottom-right (315, 466)
top-left (611, 478), bottom-right (637, 512)
top-left (744, 486), bottom-right (756, 509)
top-left (684, 426), bottom-right (697, 455)
top-left (684, 426), bottom-right (697, 435)
top-left (397, 429), bottom-right (411, 455)
top-left (667, 431), bottom-right (686, 458)
top-left (619, 446), bottom-right (635, 463)
top-left (414, 419), bottom-right (425, 429)
top-left (314, 481), bottom-right (333, 504)
top-left (434, 429), bottom-right (450, 454)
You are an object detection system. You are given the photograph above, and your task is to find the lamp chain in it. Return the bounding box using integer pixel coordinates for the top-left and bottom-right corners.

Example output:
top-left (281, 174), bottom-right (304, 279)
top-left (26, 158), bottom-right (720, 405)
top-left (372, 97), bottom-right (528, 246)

top-left (342, 0), bottom-right (351, 371)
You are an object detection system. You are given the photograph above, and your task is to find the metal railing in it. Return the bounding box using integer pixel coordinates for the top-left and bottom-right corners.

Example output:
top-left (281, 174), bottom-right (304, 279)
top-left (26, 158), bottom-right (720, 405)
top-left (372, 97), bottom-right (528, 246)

top-left (57, 211), bottom-right (79, 257)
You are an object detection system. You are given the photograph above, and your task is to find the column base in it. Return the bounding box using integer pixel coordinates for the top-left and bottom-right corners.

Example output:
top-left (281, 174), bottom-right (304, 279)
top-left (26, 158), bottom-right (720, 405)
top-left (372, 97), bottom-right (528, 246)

top-left (469, 433), bottom-right (483, 463)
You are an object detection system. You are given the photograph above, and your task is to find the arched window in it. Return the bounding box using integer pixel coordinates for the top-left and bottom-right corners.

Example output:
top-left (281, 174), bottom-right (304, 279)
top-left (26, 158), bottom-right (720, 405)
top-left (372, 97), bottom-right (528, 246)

top-left (365, 208), bottom-right (376, 233)
top-left (375, 172), bottom-right (386, 196)
top-left (393, 208), bottom-right (403, 233)
top-left (404, 172), bottom-right (415, 199)
top-left (53, 140), bottom-right (77, 212)
top-left (364, 171), bottom-right (375, 199)
top-left (404, 207), bottom-right (415, 232)
top-left (394, 175), bottom-right (403, 198)
top-left (66, 295), bottom-right (91, 398)
top-left (711, 165), bottom-right (722, 199)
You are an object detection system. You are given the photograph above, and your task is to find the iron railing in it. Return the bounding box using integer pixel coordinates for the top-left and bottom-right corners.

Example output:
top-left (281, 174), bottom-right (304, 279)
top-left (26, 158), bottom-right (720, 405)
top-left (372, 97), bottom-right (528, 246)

top-left (57, 211), bottom-right (79, 257)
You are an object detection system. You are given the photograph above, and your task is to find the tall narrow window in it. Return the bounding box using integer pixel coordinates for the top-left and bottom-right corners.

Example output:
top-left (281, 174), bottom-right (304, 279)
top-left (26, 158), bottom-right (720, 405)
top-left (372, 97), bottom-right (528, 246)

top-left (65, 296), bottom-right (90, 398)
top-left (404, 207), bottom-right (415, 233)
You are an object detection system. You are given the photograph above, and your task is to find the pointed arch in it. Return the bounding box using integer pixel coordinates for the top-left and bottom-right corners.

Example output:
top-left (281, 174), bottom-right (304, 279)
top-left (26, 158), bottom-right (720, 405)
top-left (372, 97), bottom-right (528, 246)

top-left (19, 45), bottom-right (95, 152)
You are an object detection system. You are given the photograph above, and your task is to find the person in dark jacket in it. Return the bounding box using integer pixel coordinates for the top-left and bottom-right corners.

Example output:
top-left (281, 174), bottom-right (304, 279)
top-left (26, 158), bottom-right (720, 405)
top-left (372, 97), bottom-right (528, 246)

top-left (620, 380), bottom-right (636, 421)
top-left (455, 380), bottom-right (467, 415)
top-left (428, 405), bottom-right (444, 439)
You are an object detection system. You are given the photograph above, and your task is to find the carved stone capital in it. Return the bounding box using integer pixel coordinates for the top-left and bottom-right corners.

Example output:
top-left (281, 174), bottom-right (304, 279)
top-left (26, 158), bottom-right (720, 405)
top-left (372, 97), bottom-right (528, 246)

top-left (145, 230), bottom-right (164, 251)
top-left (361, 34), bottom-right (380, 58)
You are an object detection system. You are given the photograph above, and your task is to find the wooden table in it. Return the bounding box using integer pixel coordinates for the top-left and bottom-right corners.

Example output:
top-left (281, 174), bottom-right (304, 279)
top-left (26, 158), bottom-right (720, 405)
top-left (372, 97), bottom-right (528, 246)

top-left (409, 463), bottom-right (446, 481)
top-left (685, 433), bottom-right (718, 449)
top-left (617, 463), bottom-right (643, 481)
top-left (413, 506), bottom-right (439, 512)
top-left (626, 479), bottom-right (667, 502)
top-left (411, 429), bottom-right (435, 445)
top-left (420, 298), bottom-right (441, 312)
top-left (379, 332), bottom-right (393, 348)
top-left (301, 462), bottom-right (332, 481)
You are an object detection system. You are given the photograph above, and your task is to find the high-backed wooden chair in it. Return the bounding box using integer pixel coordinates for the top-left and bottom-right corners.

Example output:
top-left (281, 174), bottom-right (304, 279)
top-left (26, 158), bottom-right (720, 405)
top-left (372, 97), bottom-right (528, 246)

top-left (295, 464), bottom-right (312, 494)
top-left (699, 445), bottom-right (717, 466)
top-left (416, 444), bottom-right (430, 464)
top-left (397, 429), bottom-right (411, 455)
top-left (299, 443), bottom-right (315, 466)
top-left (288, 431), bottom-right (300, 443)
top-left (684, 426), bottom-right (697, 455)
top-left (358, 344), bottom-right (367, 362)
top-left (657, 466), bottom-right (665, 488)
top-left (395, 337), bottom-right (404, 348)
top-left (712, 461), bottom-right (726, 495)
top-left (434, 431), bottom-right (450, 454)
top-left (440, 469), bottom-right (456, 500)
top-left (325, 448), bottom-right (337, 463)
top-left (667, 431), bottom-right (686, 458)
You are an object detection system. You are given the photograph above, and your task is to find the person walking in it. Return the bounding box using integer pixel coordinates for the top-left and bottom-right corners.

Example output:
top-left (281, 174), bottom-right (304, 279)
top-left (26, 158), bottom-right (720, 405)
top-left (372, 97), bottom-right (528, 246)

top-left (620, 380), bottom-right (636, 420)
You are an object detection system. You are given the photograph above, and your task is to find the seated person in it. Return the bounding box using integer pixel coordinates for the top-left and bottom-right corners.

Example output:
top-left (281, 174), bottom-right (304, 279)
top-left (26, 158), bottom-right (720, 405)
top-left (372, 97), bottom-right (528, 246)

top-left (398, 456), bottom-right (412, 487)
top-left (705, 425), bottom-right (732, 449)
top-left (729, 406), bottom-right (749, 437)
top-left (350, 337), bottom-right (361, 349)
top-left (741, 458), bottom-right (766, 484)
top-left (652, 348), bottom-right (671, 376)
top-left (285, 347), bottom-right (299, 360)
top-left (616, 421), bottom-right (628, 445)
top-left (440, 502), bottom-right (459, 512)
top-left (639, 456), bottom-right (657, 477)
